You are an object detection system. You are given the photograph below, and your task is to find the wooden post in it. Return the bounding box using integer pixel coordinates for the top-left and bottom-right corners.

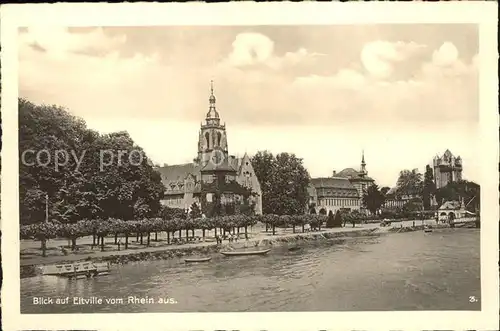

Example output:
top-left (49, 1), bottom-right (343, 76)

top-left (45, 193), bottom-right (49, 222)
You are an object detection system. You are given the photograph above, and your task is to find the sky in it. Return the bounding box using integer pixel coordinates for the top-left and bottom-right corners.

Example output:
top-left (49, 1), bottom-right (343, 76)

top-left (18, 25), bottom-right (480, 188)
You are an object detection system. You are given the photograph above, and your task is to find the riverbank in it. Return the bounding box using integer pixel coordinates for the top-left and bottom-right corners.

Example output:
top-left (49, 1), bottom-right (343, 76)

top-left (20, 220), bottom-right (457, 278)
top-left (20, 225), bottom-right (382, 278)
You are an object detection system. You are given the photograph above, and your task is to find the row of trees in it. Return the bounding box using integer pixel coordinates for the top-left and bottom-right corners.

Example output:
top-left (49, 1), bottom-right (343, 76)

top-left (20, 214), bottom-right (329, 256)
top-left (19, 98), bottom-right (165, 225)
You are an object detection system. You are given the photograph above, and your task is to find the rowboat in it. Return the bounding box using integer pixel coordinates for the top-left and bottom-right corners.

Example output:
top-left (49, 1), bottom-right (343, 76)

top-left (220, 249), bottom-right (271, 256)
top-left (184, 257), bottom-right (212, 263)
top-left (40, 261), bottom-right (110, 278)
top-left (288, 246), bottom-right (302, 252)
top-left (424, 228), bottom-right (433, 233)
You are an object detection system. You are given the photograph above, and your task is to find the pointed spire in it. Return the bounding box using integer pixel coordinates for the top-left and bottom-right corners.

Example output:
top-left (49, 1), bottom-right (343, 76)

top-left (206, 80), bottom-right (220, 123)
top-left (360, 150), bottom-right (367, 175)
top-left (208, 80), bottom-right (216, 106)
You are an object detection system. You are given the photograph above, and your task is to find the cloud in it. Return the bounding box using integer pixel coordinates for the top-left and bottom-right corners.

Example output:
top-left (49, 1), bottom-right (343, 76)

top-left (432, 42), bottom-right (459, 66)
top-left (19, 28), bottom-right (170, 120)
top-left (19, 29), bottom-right (478, 132)
top-left (19, 27), bottom-right (126, 60)
top-left (287, 40), bottom-right (477, 125)
top-left (360, 40), bottom-right (427, 79)
top-left (224, 32), bottom-right (324, 70)
top-left (294, 69), bottom-right (366, 90)
top-left (421, 42), bottom-right (477, 80)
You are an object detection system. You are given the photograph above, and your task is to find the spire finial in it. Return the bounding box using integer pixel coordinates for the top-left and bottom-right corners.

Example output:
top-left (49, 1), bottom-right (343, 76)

top-left (360, 150), bottom-right (367, 175)
top-left (210, 80), bottom-right (214, 95)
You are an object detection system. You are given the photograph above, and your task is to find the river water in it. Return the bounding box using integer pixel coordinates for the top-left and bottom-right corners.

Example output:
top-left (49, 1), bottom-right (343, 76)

top-left (21, 228), bottom-right (480, 313)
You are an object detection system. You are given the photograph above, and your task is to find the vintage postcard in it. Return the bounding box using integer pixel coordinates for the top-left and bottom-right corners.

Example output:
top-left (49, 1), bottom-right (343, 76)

top-left (1, 2), bottom-right (499, 331)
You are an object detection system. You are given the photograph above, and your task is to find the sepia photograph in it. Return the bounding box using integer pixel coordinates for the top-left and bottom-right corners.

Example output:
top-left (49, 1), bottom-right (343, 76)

top-left (1, 2), bottom-right (498, 331)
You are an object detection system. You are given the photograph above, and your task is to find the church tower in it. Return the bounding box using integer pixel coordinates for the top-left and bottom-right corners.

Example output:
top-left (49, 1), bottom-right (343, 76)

top-left (195, 81), bottom-right (229, 167)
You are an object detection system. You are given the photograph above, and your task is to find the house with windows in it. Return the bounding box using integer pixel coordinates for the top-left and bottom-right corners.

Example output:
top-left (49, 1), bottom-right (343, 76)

top-left (309, 152), bottom-right (375, 215)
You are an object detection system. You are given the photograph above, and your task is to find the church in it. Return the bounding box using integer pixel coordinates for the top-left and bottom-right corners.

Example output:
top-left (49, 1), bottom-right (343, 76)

top-left (155, 82), bottom-right (263, 215)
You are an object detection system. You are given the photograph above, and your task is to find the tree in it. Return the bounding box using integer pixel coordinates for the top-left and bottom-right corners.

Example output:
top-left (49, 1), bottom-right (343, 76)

top-left (326, 210), bottom-right (342, 228)
top-left (422, 165), bottom-right (436, 210)
top-left (18, 99), bottom-right (165, 228)
top-left (189, 202), bottom-right (202, 219)
top-left (19, 99), bottom-right (91, 225)
top-left (396, 169), bottom-right (423, 197)
top-left (251, 151), bottom-right (310, 215)
top-left (403, 197), bottom-right (423, 214)
top-left (435, 180), bottom-right (480, 212)
top-left (362, 184), bottom-right (385, 214)
top-left (251, 151), bottom-right (276, 214)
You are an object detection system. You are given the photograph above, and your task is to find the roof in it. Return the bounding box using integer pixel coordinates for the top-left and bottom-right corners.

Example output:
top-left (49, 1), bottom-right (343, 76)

top-left (201, 158), bottom-right (237, 172)
top-left (310, 177), bottom-right (359, 198)
top-left (163, 182), bottom-right (202, 196)
top-left (439, 200), bottom-right (462, 210)
top-left (155, 157), bottom-right (242, 185)
top-left (311, 177), bottom-right (357, 189)
top-left (229, 157), bottom-right (242, 172)
top-left (155, 163), bottom-right (201, 184)
top-left (336, 167), bottom-right (374, 182)
top-left (336, 168), bottom-right (359, 178)
top-left (387, 187), bottom-right (398, 195)
top-left (443, 149), bottom-right (453, 158)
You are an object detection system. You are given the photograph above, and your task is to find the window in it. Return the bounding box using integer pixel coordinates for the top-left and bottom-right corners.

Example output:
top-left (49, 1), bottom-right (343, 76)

top-left (205, 132), bottom-right (210, 149)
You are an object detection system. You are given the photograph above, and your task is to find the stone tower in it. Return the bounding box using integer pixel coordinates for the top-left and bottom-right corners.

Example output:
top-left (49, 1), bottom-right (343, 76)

top-left (433, 149), bottom-right (463, 189)
top-left (195, 81), bottom-right (229, 167)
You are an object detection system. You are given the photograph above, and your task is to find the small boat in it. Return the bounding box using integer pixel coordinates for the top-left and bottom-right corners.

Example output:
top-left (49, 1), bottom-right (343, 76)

top-left (220, 249), bottom-right (271, 256)
top-left (41, 261), bottom-right (110, 278)
top-left (184, 257), bottom-right (212, 263)
top-left (288, 246), bottom-right (302, 252)
top-left (424, 228), bottom-right (433, 233)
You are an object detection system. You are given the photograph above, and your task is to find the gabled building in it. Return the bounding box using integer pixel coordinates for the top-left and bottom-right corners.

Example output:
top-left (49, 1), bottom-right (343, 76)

top-left (334, 151), bottom-right (375, 201)
top-left (437, 199), bottom-right (467, 221)
top-left (309, 152), bottom-right (375, 215)
top-left (155, 82), bottom-right (262, 215)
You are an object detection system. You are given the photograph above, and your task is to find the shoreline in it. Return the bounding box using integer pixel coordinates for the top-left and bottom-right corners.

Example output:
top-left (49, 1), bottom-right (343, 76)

top-left (19, 223), bottom-right (455, 278)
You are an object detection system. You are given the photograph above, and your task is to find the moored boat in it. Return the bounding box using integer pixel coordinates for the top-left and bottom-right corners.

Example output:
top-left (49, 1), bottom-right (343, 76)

top-left (184, 257), bottom-right (212, 263)
top-left (41, 261), bottom-right (110, 278)
top-left (220, 249), bottom-right (271, 256)
top-left (288, 246), bottom-right (302, 252)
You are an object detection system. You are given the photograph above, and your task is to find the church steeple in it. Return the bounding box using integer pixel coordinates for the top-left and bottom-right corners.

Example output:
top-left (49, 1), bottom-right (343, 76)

top-left (196, 81), bottom-right (228, 167)
top-left (206, 80), bottom-right (220, 125)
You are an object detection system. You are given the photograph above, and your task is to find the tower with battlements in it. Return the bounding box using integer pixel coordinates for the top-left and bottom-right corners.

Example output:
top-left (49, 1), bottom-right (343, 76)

top-left (433, 149), bottom-right (463, 189)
